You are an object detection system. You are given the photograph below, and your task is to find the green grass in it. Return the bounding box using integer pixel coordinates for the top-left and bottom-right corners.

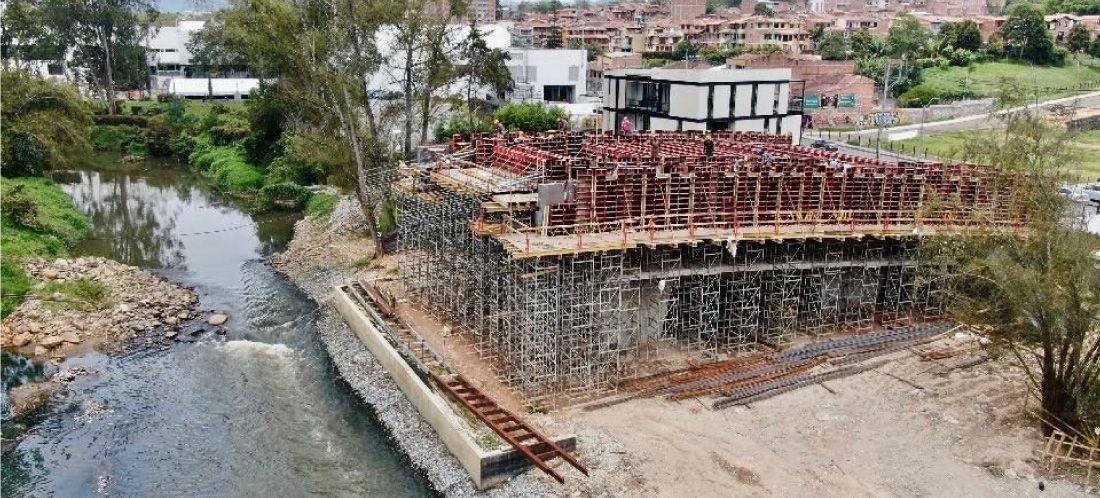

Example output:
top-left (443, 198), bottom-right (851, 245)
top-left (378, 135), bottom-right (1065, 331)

top-left (190, 146), bottom-right (265, 194)
top-left (914, 62), bottom-right (1100, 104)
top-left (306, 193), bottom-right (340, 219)
top-left (886, 129), bottom-right (1100, 180)
top-left (0, 177), bottom-right (90, 317)
top-left (33, 277), bottom-right (112, 312)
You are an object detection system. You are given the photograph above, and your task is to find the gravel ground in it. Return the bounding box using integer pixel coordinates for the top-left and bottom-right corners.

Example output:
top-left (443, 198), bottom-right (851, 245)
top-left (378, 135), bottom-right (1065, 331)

top-left (272, 201), bottom-right (557, 497)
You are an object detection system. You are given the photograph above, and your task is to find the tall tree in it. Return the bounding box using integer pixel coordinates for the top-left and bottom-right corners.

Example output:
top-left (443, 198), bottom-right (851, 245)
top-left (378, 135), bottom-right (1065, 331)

top-left (1066, 22), bottom-right (1092, 54)
top-left (753, 2), bottom-right (774, 16)
top-left (1000, 3), bottom-right (1058, 65)
top-left (850, 28), bottom-right (883, 59)
top-left (934, 110), bottom-right (1100, 434)
top-left (42, 0), bottom-right (157, 114)
top-left (886, 14), bottom-right (930, 60)
top-left (216, 0), bottom-right (400, 254)
top-left (460, 21), bottom-right (513, 121)
top-left (939, 20), bottom-right (982, 52)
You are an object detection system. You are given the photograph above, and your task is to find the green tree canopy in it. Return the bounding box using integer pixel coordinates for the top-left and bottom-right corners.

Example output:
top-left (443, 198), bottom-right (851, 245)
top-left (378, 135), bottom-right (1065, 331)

top-left (818, 31), bottom-right (850, 60)
top-left (1066, 22), bottom-right (1093, 53)
top-left (1, 70), bottom-right (93, 177)
top-left (1045, 0), bottom-right (1100, 15)
top-left (850, 28), bottom-right (885, 58)
top-left (1000, 3), bottom-right (1060, 64)
top-left (939, 20), bottom-right (983, 52)
top-left (40, 0), bottom-right (158, 114)
top-left (887, 14), bottom-right (930, 59)
top-left (753, 2), bottom-right (774, 16)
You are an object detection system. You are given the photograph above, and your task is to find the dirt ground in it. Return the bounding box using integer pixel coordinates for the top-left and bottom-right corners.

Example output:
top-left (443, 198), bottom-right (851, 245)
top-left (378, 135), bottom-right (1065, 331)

top-left (546, 343), bottom-right (1094, 498)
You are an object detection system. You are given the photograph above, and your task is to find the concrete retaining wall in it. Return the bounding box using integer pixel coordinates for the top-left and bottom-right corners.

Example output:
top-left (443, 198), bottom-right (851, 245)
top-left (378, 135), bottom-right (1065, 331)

top-left (333, 286), bottom-right (575, 489)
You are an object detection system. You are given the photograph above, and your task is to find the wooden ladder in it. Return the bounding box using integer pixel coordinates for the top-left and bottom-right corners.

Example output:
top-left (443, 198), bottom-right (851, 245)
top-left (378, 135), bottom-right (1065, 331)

top-left (431, 373), bottom-right (588, 484)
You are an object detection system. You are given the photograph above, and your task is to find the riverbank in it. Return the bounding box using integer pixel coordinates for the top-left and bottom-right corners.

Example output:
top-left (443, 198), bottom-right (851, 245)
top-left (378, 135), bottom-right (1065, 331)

top-left (272, 198), bottom-right (550, 497)
top-left (1, 257), bottom-right (200, 360)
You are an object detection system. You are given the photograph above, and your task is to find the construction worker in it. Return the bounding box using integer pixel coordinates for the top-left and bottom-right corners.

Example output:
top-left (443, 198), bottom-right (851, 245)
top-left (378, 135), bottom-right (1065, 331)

top-left (494, 119), bottom-right (505, 136)
top-left (703, 132), bottom-right (715, 157)
top-left (620, 116), bottom-right (634, 135)
top-left (559, 116), bottom-right (571, 132)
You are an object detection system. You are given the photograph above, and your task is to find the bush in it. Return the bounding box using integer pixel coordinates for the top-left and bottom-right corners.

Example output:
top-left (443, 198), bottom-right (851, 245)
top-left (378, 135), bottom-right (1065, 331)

top-left (898, 84), bottom-right (976, 107)
top-left (1, 132), bottom-right (50, 177)
top-left (34, 277), bottom-right (112, 311)
top-left (2, 184), bottom-right (43, 231)
top-left (306, 193), bottom-right (340, 219)
top-left (267, 154), bottom-right (325, 185)
top-left (90, 125), bottom-right (144, 152)
top-left (144, 116), bottom-right (173, 157)
top-left (257, 182), bottom-right (313, 210)
top-left (433, 117), bottom-right (494, 143)
top-left (193, 146), bottom-right (264, 193)
top-left (494, 102), bottom-right (569, 133)
top-left (93, 114), bottom-right (148, 127)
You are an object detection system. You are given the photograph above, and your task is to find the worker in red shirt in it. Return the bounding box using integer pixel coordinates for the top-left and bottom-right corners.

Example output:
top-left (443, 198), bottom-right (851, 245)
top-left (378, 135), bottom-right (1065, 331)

top-left (620, 116), bottom-right (634, 135)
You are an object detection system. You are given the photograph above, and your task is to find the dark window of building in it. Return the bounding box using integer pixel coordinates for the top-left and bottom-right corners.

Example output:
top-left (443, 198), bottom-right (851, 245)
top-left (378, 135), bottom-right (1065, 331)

top-left (544, 85), bottom-right (575, 103)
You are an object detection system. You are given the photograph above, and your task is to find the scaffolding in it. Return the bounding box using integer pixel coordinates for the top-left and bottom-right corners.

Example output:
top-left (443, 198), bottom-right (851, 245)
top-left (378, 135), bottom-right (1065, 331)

top-left (396, 131), bottom-right (1019, 405)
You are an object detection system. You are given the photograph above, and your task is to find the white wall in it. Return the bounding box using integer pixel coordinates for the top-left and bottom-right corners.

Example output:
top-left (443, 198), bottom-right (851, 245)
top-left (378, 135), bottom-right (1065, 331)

top-left (733, 84), bottom-right (754, 118)
top-left (651, 117), bottom-right (679, 131)
top-left (669, 84), bottom-right (705, 120)
top-left (505, 49), bottom-right (587, 102)
top-left (712, 85), bottom-right (731, 118)
top-left (755, 83), bottom-right (775, 116)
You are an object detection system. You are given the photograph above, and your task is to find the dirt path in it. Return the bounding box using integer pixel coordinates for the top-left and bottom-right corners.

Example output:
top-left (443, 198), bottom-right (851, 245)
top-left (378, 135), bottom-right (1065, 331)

top-left (557, 347), bottom-right (1089, 497)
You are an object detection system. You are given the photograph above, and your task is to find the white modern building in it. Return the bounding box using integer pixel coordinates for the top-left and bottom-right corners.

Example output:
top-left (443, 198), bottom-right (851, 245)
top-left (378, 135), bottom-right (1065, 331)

top-left (505, 48), bottom-right (588, 104)
top-left (601, 67), bottom-right (805, 143)
top-left (146, 20), bottom-right (207, 76)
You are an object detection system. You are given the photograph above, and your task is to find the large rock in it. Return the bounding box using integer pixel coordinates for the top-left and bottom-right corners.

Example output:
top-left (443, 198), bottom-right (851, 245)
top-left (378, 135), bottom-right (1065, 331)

top-left (12, 332), bottom-right (35, 347)
top-left (39, 335), bottom-right (64, 348)
top-left (60, 332), bottom-right (81, 344)
top-left (207, 313), bottom-right (229, 326)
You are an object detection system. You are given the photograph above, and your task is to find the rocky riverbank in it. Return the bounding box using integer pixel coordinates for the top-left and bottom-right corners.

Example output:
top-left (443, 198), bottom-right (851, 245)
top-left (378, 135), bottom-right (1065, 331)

top-left (272, 197), bottom-right (558, 497)
top-left (1, 257), bottom-right (201, 360)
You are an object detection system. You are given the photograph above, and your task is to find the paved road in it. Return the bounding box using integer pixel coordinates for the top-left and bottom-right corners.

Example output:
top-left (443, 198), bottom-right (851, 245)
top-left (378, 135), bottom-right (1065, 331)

top-left (806, 90), bottom-right (1100, 140)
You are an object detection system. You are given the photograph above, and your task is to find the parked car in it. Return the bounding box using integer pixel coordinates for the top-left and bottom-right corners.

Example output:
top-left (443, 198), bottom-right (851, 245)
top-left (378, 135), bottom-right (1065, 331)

top-left (810, 139), bottom-right (839, 152)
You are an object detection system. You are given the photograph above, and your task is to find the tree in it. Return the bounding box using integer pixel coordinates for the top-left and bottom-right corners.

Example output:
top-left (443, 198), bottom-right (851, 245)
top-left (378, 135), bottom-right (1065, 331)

top-left (187, 12), bottom-right (248, 100)
top-left (1066, 23), bottom-right (1092, 54)
top-left (818, 31), bottom-right (850, 60)
top-left (1, 0), bottom-right (65, 71)
top-left (42, 0), bottom-right (158, 114)
top-left (461, 21), bottom-right (513, 121)
top-left (850, 28), bottom-right (884, 59)
top-left (809, 23), bottom-right (827, 48)
top-left (886, 14), bottom-right (930, 60)
top-left (939, 20), bottom-right (982, 52)
top-left (215, 0), bottom-right (402, 256)
top-left (1, 69), bottom-right (93, 177)
top-left (753, 2), bottom-right (774, 16)
top-left (674, 39), bottom-right (697, 60)
top-left (1000, 3), bottom-right (1059, 65)
top-left (934, 110), bottom-right (1100, 434)
top-left (1045, 0), bottom-right (1100, 15)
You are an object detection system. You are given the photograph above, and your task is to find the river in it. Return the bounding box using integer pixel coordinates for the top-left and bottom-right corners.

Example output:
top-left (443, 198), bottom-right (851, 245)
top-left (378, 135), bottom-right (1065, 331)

top-left (1, 157), bottom-right (433, 497)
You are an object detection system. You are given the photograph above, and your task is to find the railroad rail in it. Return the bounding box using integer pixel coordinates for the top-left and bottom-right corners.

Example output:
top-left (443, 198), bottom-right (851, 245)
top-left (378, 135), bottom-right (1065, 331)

top-left (431, 373), bottom-right (589, 484)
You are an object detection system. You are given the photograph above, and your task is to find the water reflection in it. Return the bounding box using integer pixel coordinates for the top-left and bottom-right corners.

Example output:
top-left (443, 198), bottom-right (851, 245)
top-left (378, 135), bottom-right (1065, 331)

top-left (3, 157), bottom-right (433, 498)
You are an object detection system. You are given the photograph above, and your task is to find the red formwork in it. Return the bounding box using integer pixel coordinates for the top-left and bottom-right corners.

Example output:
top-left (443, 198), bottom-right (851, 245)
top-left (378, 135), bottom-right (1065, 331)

top-left (447, 132), bottom-right (1020, 238)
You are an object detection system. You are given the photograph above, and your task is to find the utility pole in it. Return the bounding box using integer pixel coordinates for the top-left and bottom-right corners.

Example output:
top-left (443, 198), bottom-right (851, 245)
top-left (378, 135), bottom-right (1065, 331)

top-left (876, 61), bottom-right (893, 160)
top-left (917, 97), bottom-right (940, 157)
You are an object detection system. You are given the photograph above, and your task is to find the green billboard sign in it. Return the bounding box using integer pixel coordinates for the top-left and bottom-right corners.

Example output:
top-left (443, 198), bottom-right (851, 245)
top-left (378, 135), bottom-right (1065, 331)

top-left (804, 94), bottom-right (821, 109)
top-left (838, 94), bottom-right (857, 108)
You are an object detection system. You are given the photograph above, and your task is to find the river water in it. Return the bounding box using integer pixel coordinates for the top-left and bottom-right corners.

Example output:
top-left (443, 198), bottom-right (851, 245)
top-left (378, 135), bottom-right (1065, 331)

top-left (1, 158), bottom-right (433, 497)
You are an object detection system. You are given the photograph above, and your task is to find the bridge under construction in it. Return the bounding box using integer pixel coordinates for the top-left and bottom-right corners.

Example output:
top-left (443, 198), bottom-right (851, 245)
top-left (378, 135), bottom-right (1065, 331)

top-left (394, 131), bottom-right (1020, 406)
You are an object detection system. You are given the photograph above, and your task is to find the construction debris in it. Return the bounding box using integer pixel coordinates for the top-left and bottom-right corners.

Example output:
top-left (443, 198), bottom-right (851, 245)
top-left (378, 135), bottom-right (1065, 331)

top-left (396, 131), bottom-right (1021, 405)
top-left (588, 322), bottom-right (956, 410)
